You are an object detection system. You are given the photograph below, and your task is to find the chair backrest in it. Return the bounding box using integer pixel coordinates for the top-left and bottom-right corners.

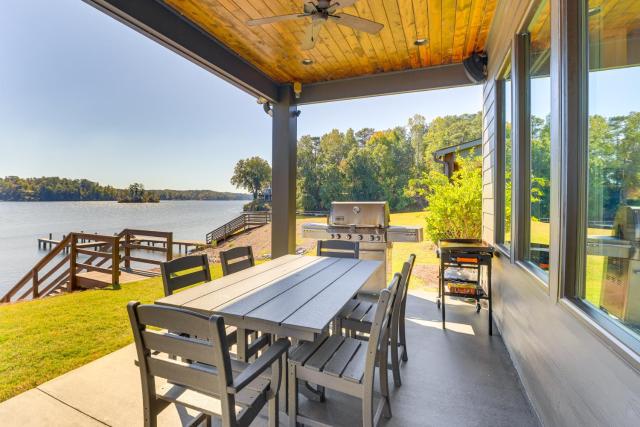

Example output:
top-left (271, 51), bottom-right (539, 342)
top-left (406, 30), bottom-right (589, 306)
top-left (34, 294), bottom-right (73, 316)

top-left (363, 273), bottom-right (401, 387)
top-left (220, 246), bottom-right (255, 276)
top-left (391, 255), bottom-right (416, 336)
top-left (127, 302), bottom-right (236, 423)
top-left (160, 254), bottom-right (211, 297)
top-left (398, 254), bottom-right (416, 320)
top-left (316, 240), bottom-right (359, 258)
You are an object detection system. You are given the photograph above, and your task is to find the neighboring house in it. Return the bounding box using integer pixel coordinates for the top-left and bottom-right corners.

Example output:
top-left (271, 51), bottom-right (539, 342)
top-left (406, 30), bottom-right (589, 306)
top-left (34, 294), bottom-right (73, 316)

top-left (433, 138), bottom-right (481, 177)
top-left (258, 187), bottom-right (272, 202)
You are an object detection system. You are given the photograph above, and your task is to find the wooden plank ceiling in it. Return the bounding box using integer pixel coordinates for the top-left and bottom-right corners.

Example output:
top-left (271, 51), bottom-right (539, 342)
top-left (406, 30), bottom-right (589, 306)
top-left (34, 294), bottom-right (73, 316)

top-left (163, 0), bottom-right (497, 84)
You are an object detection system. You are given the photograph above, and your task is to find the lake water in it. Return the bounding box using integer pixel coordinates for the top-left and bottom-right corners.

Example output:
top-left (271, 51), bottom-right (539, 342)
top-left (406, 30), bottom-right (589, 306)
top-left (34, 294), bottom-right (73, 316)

top-left (0, 200), bottom-right (246, 295)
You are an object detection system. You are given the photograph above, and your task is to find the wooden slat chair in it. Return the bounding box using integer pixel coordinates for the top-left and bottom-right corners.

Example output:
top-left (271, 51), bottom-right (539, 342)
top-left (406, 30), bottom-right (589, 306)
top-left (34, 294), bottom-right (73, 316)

top-left (128, 302), bottom-right (289, 427)
top-left (316, 240), bottom-right (360, 258)
top-left (287, 274), bottom-right (401, 427)
top-left (337, 254), bottom-right (416, 387)
top-left (160, 255), bottom-right (238, 349)
top-left (219, 247), bottom-right (269, 360)
top-left (220, 246), bottom-right (255, 276)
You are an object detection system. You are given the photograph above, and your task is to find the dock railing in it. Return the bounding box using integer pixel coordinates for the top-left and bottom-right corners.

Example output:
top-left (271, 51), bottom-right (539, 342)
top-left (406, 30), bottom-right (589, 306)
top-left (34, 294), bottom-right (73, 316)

top-left (1, 229), bottom-right (175, 303)
top-left (206, 211), bottom-right (271, 245)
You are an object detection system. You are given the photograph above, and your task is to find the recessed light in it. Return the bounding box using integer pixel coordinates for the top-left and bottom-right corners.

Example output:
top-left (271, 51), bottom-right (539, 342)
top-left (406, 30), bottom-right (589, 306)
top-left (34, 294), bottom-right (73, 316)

top-left (414, 38), bottom-right (428, 46)
top-left (301, 58), bottom-right (314, 65)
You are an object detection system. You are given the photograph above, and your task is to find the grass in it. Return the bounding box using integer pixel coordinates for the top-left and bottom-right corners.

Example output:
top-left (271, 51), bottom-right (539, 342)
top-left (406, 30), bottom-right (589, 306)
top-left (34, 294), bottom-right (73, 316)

top-left (0, 265), bottom-right (223, 401)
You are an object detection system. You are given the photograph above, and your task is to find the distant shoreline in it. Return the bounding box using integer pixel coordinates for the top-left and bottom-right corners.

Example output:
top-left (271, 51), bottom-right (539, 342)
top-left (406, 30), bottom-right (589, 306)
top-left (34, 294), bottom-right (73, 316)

top-left (0, 199), bottom-right (250, 202)
top-left (0, 176), bottom-right (252, 202)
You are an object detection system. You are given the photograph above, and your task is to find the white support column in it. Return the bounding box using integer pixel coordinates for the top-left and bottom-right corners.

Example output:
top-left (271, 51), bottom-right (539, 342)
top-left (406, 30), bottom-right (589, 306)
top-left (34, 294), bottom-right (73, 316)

top-left (271, 85), bottom-right (297, 257)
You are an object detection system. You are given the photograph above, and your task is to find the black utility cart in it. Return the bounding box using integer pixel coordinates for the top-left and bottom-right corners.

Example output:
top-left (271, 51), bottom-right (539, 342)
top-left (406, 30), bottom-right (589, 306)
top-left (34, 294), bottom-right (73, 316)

top-left (437, 239), bottom-right (495, 335)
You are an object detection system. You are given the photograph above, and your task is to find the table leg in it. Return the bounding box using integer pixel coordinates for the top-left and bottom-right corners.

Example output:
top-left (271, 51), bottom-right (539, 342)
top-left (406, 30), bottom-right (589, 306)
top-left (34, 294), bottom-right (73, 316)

top-left (237, 328), bottom-right (248, 362)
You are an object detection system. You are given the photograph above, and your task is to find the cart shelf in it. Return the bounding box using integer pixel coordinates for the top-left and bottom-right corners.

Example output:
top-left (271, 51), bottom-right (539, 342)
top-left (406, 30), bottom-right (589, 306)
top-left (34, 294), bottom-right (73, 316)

top-left (437, 239), bottom-right (495, 334)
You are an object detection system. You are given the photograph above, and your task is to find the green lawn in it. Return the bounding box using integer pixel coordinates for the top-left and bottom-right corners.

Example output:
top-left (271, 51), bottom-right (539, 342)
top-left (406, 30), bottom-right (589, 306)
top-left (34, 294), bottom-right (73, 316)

top-left (0, 265), bottom-right (223, 401)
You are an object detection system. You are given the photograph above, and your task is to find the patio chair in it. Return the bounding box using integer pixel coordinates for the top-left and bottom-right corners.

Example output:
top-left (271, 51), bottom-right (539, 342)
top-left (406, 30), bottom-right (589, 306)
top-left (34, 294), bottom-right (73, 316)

top-left (127, 302), bottom-right (290, 427)
top-left (160, 255), bottom-right (238, 348)
top-left (316, 240), bottom-right (359, 258)
top-left (337, 254), bottom-right (416, 386)
top-left (287, 274), bottom-right (401, 427)
top-left (160, 254), bottom-right (211, 296)
top-left (220, 246), bottom-right (255, 276)
top-left (218, 246), bottom-right (267, 360)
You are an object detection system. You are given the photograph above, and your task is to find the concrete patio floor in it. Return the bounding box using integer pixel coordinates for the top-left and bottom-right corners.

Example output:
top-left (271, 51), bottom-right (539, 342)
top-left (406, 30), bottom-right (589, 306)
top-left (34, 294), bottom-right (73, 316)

top-left (0, 290), bottom-right (539, 426)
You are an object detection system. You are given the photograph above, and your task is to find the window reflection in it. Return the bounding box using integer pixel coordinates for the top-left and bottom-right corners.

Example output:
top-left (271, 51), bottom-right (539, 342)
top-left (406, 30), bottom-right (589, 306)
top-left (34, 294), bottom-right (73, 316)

top-left (584, 0), bottom-right (640, 338)
top-left (525, 0), bottom-right (552, 276)
top-left (501, 64), bottom-right (513, 248)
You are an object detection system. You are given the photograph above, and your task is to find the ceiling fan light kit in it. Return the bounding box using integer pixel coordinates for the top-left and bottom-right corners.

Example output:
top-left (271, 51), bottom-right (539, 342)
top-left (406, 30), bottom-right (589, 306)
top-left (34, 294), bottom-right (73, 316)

top-left (246, 0), bottom-right (384, 51)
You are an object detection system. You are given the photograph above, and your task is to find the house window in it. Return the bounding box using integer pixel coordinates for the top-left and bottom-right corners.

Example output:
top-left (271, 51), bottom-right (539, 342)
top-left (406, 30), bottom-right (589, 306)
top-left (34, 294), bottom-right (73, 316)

top-left (499, 61), bottom-right (513, 249)
top-left (524, 0), bottom-right (552, 278)
top-left (581, 0), bottom-right (640, 344)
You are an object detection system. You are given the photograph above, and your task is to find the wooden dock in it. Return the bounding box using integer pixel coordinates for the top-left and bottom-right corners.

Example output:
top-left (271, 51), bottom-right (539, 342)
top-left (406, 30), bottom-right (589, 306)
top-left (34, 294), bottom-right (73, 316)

top-left (75, 271), bottom-right (150, 289)
top-left (38, 234), bottom-right (207, 253)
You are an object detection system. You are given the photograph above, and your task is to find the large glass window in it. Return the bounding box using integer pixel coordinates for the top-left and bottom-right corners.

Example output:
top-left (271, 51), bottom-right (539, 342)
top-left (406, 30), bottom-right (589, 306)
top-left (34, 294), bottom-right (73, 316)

top-left (500, 62), bottom-right (513, 249)
top-left (525, 0), bottom-right (552, 278)
top-left (583, 0), bottom-right (640, 341)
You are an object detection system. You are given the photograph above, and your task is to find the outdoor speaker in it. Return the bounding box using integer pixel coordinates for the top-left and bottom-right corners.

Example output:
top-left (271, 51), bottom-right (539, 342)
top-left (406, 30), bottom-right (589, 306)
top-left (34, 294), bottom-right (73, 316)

top-left (463, 52), bottom-right (488, 83)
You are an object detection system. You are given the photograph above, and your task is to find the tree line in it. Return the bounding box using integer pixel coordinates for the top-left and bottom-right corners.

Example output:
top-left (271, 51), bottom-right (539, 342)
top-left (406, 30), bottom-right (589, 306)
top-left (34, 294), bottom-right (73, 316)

top-left (296, 112), bottom-right (482, 211)
top-left (0, 176), bottom-right (250, 202)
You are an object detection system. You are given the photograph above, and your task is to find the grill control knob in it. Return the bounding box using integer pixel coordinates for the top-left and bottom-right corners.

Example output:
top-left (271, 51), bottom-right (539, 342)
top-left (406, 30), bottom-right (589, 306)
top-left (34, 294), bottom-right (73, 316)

top-left (369, 235), bottom-right (375, 241)
top-left (346, 234), bottom-right (352, 240)
top-left (330, 234), bottom-right (335, 239)
top-left (335, 234), bottom-right (341, 239)
top-left (357, 234), bottom-right (363, 241)
top-left (376, 235), bottom-right (381, 241)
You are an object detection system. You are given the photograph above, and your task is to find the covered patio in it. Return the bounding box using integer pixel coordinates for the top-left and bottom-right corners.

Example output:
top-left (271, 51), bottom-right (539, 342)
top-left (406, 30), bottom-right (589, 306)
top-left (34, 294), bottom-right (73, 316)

top-left (3, 0), bottom-right (639, 426)
top-left (0, 291), bottom-right (536, 426)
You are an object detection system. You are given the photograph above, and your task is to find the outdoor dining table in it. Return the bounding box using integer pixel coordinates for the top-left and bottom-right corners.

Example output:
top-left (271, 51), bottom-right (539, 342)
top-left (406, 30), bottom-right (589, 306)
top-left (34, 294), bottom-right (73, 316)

top-left (155, 254), bottom-right (383, 353)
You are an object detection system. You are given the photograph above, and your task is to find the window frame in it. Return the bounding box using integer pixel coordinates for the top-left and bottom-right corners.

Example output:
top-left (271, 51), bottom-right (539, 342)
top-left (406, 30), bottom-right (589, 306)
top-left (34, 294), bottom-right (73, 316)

top-left (514, 2), bottom-right (553, 287)
top-left (564, 0), bottom-right (640, 364)
top-left (495, 50), bottom-right (514, 256)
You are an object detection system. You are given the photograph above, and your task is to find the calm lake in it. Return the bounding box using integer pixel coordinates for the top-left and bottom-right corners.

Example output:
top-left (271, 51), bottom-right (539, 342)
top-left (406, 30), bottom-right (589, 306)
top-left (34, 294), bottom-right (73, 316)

top-left (0, 200), bottom-right (246, 295)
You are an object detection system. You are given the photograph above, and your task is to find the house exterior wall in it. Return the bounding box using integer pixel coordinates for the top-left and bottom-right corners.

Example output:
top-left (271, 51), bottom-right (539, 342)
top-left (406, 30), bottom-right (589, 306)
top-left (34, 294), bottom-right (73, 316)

top-left (482, 1), bottom-right (640, 426)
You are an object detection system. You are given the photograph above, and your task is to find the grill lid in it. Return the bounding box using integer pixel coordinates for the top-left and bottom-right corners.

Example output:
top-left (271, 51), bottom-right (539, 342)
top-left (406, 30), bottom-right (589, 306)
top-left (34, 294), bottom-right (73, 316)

top-left (329, 201), bottom-right (390, 228)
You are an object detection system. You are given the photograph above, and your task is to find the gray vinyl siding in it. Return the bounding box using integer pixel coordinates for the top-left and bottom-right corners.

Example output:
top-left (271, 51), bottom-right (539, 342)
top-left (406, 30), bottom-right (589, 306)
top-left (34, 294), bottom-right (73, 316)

top-left (482, 1), bottom-right (640, 426)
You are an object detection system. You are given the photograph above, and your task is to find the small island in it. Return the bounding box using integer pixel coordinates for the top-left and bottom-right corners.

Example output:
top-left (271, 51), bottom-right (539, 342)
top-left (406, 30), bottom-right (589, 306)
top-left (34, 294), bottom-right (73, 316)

top-left (117, 183), bottom-right (159, 203)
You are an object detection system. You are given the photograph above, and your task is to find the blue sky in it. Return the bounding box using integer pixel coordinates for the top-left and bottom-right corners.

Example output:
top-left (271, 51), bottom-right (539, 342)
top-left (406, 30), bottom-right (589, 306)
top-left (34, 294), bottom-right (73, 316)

top-left (1, 1), bottom-right (633, 193)
top-left (0, 0), bottom-right (484, 192)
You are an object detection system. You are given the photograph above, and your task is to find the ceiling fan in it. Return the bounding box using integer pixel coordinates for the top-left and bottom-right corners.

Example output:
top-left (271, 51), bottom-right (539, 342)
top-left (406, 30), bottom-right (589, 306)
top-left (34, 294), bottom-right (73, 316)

top-left (246, 0), bottom-right (384, 50)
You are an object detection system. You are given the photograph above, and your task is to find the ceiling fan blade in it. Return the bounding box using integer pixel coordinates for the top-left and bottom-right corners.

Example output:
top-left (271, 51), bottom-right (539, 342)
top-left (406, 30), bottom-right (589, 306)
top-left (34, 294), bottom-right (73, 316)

top-left (303, 2), bottom-right (317, 14)
top-left (247, 14), bottom-right (307, 26)
top-left (327, 0), bottom-right (357, 14)
top-left (329, 13), bottom-right (384, 34)
top-left (301, 21), bottom-right (324, 51)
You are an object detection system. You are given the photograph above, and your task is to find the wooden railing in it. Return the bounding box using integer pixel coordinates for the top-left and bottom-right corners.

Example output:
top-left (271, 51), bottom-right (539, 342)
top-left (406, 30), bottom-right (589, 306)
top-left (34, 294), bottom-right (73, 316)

top-left (0, 229), bottom-right (174, 303)
top-left (121, 229), bottom-right (173, 271)
top-left (206, 211), bottom-right (271, 245)
top-left (69, 233), bottom-right (120, 291)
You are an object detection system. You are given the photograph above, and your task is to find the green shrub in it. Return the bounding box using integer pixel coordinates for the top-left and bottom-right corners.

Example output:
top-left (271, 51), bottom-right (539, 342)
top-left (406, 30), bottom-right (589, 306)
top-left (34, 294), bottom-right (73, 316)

top-left (422, 156), bottom-right (482, 243)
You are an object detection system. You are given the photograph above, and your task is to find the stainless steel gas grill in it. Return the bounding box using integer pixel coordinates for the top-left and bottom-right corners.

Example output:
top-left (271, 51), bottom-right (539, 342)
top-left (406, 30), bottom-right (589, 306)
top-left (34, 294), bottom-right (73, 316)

top-left (301, 201), bottom-right (423, 294)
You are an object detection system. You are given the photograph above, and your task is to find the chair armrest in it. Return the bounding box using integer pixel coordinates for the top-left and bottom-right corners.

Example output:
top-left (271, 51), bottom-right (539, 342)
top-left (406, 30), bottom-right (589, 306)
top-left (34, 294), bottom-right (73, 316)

top-left (227, 339), bottom-right (290, 394)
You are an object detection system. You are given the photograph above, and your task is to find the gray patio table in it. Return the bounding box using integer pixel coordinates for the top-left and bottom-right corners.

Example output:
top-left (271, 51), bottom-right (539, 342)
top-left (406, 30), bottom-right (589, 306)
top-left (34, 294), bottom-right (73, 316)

top-left (155, 254), bottom-right (383, 350)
